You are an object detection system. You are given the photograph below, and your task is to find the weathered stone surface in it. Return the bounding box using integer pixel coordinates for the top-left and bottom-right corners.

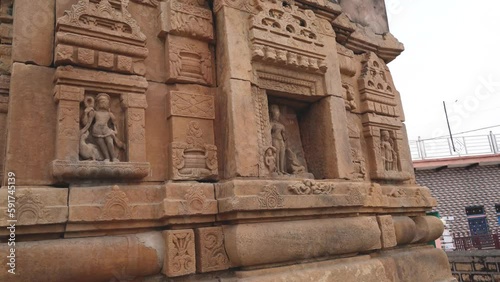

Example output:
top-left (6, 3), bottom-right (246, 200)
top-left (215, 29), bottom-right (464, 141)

top-left (0, 0), bottom-right (453, 281)
top-left (0, 232), bottom-right (163, 282)
top-left (145, 81), bottom-right (168, 181)
top-left (5, 63), bottom-right (56, 185)
top-left (377, 215), bottom-right (397, 248)
top-left (339, 0), bottom-right (389, 34)
top-left (223, 217), bottom-right (382, 267)
top-left (0, 187), bottom-right (68, 237)
top-left (12, 0), bottom-right (54, 66)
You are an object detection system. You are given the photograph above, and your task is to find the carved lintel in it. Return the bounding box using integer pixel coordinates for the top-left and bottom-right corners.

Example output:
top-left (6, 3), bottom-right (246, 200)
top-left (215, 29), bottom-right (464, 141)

top-left (54, 85), bottom-right (85, 102)
top-left (121, 93), bottom-right (148, 109)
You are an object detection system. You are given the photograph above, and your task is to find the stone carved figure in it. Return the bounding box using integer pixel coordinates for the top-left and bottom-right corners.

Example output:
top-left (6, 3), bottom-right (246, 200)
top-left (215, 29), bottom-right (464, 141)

top-left (268, 104), bottom-right (309, 176)
top-left (381, 130), bottom-right (397, 171)
top-left (286, 148), bottom-right (306, 174)
top-left (270, 104), bottom-right (287, 174)
top-left (264, 146), bottom-right (277, 174)
top-left (79, 93), bottom-right (125, 162)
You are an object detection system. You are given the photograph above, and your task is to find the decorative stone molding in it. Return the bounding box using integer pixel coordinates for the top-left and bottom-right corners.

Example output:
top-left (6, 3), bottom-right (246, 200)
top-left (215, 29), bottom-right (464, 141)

top-left (52, 160), bottom-right (150, 180)
top-left (249, 0), bottom-right (333, 74)
top-left (159, 0), bottom-right (214, 42)
top-left (195, 227), bottom-right (231, 273)
top-left (213, 0), bottom-right (260, 14)
top-left (55, 0), bottom-right (148, 75)
top-left (163, 229), bottom-right (196, 277)
top-left (131, 0), bottom-right (162, 7)
top-left (166, 91), bottom-right (215, 120)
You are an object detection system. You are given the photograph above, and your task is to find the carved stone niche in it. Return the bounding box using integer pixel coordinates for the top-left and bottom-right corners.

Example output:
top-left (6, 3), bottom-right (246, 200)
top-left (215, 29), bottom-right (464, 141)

top-left (362, 113), bottom-right (411, 181)
top-left (51, 66), bottom-right (150, 181)
top-left (166, 86), bottom-right (218, 181)
top-left (55, 0), bottom-right (148, 76)
top-left (253, 86), bottom-right (343, 179)
top-left (358, 52), bottom-right (401, 118)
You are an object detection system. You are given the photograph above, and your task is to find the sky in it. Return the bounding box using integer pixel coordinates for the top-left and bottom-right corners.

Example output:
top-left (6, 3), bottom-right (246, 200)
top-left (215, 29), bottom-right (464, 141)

top-left (386, 0), bottom-right (500, 141)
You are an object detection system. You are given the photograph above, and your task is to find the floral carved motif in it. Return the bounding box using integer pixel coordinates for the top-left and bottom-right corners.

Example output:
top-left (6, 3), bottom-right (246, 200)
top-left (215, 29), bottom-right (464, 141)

top-left (164, 230), bottom-right (196, 277)
top-left (98, 185), bottom-right (133, 220)
top-left (16, 190), bottom-right (50, 225)
top-left (196, 227), bottom-right (230, 273)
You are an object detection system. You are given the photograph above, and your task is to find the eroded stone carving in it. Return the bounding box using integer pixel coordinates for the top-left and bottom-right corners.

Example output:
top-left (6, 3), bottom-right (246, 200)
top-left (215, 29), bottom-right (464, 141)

top-left (0, 0), bottom-right (12, 74)
top-left (56, 0), bottom-right (148, 75)
top-left (17, 189), bottom-right (49, 224)
top-left (288, 180), bottom-right (335, 195)
top-left (131, 0), bottom-right (161, 7)
top-left (79, 94), bottom-right (125, 162)
top-left (170, 121), bottom-right (218, 180)
top-left (159, 0), bottom-right (214, 42)
top-left (180, 186), bottom-right (209, 214)
top-left (381, 129), bottom-right (398, 171)
top-left (257, 185), bottom-right (284, 209)
top-left (342, 83), bottom-right (357, 111)
top-left (98, 185), bottom-right (133, 220)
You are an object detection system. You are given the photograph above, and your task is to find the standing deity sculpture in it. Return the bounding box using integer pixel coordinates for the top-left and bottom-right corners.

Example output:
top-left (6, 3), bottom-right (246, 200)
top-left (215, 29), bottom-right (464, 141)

top-left (79, 93), bottom-right (125, 162)
top-left (270, 104), bottom-right (287, 175)
top-left (381, 130), bottom-right (397, 171)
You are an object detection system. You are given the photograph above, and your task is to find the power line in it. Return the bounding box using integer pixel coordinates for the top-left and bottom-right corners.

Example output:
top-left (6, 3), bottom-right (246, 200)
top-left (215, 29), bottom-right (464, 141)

top-left (415, 124), bottom-right (500, 141)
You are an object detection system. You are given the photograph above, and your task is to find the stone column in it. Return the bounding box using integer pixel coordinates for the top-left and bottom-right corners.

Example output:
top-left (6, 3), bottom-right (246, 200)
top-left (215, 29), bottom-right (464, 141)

top-left (121, 93), bottom-right (148, 163)
top-left (53, 85), bottom-right (84, 162)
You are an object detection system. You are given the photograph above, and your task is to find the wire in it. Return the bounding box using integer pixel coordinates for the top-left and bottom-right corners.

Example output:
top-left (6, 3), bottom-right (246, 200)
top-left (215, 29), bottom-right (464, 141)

top-left (414, 124), bottom-right (500, 141)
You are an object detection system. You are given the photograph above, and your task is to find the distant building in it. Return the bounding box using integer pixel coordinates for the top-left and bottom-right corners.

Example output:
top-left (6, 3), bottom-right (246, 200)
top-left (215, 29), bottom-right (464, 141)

top-left (414, 155), bottom-right (500, 249)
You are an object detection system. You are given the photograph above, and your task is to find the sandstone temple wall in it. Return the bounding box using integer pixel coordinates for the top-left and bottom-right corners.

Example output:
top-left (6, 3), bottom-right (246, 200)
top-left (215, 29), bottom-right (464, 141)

top-left (0, 0), bottom-right (455, 281)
